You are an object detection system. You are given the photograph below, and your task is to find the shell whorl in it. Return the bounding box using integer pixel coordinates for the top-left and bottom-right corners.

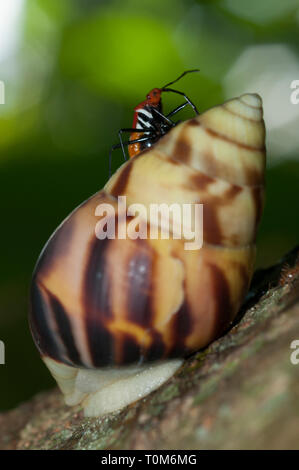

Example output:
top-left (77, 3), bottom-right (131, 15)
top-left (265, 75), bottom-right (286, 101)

top-left (106, 94), bottom-right (265, 248)
top-left (30, 94), bottom-right (265, 369)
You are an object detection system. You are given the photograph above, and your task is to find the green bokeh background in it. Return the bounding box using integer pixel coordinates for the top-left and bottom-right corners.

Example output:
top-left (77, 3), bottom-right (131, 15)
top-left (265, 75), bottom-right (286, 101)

top-left (0, 0), bottom-right (299, 411)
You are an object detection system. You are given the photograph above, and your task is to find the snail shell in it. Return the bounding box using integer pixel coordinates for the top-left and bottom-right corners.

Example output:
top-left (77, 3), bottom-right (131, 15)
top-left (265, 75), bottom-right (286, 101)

top-left (30, 93), bottom-right (266, 416)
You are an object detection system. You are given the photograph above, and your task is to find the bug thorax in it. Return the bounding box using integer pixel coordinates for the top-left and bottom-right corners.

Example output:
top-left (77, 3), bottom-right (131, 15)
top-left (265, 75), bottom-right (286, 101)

top-left (135, 102), bottom-right (166, 132)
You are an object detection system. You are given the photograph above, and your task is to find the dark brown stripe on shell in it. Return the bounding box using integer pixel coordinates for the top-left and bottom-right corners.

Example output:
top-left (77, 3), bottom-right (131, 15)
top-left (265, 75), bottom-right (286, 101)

top-left (251, 186), bottom-right (264, 229)
top-left (83, 236), bottom-right (115, 366)
top-left (223, 104), bottom-right (260, 122)
top-left (244, 165), bottom-right (264, 186)
top-left (173, 135), bottom-right (191, 164)
top-left (87, 321), bottom-right (115, 367)
top-left (168, 293), bottom-right (193, 358)
top-left (188, 119), bottom-right (201, 127)
top-left (83, 236), bottom-right (113, 319)
top-left (46, 290), bottom-right (84, 366)
top-left (198, 184), bottom-right (246, 246)
top-left (29, 278), bottom-right (68, 364)
top-left (208, 263), bottom-right (231, 338)
top-left (201, 199), bottom-right (222, 245)
top-left (120, 334), bottom-right (141, 364)
top-left (188, 119), bottom-right (265, 151)
top-left (110, 160), bottom-right (133, 197)
top-left (239, 97), bottom-right (261, 109)
top-left (165, 156), bottom-right (181, 166)
top-left (182, 139), bottom-right (264, 187)
top-left (189, 164), bottom-right (258, 194)
top-left (224, 184), bottom-right (242, 200)
top-left (126, 239), bottom-right (154, 328)
top-left (189, 172), bottom-right (215, 191)
top-left (145, 330), bottom-right (165, 362)
top-left (197, 150), bottom-right (231, 184)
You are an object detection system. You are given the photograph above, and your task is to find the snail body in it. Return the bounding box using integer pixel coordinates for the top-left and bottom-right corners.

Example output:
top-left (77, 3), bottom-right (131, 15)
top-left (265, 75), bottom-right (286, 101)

top-left (30, 93), bottom-right (266, 416)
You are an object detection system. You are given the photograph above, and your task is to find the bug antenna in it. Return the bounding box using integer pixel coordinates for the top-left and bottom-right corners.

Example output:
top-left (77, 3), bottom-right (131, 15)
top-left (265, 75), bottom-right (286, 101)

top-left (161, 69), bottom-right (200, 90)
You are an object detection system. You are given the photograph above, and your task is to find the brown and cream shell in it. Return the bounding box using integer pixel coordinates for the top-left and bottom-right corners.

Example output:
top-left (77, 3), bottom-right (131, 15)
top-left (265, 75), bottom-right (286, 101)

top-left (29, 93), bottom-right (266, 415)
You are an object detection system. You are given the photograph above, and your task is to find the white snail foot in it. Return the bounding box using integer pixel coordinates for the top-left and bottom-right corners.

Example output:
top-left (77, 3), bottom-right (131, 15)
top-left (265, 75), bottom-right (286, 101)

top-left (43, 357), bottom-right (183, 417)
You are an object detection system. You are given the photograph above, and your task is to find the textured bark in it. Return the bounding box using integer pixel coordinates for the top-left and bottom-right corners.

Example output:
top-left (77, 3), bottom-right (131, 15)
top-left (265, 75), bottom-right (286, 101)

top-left (1, 246), bottom-right (299, 450)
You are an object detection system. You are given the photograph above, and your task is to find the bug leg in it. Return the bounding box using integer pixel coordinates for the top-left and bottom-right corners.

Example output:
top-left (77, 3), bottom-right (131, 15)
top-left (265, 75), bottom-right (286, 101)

top-left (117, 128), bottom-right (152, 161)
top-left (166, 102), bottom-right (189, 118)
top-left (162, 88), bottom-right (199, 115)
top-left (151, 108), bottom-right (175, 127)
top-left (109, 135), bottom-right (153, 177)
top-left (109, 128), bottom-right (151, 176)
top-left (118, 129), bottom-right (133, 162)
top-left (109, 144), bottom-right (119, 178)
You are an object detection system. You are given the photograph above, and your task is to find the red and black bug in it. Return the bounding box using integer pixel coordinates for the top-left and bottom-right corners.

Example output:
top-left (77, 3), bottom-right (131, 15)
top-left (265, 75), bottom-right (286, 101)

top-left (109, 69), bottom-right (199, 175)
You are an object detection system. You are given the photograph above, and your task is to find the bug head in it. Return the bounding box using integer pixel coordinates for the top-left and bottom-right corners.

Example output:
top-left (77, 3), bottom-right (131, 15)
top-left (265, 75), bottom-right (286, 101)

top-left (146, 88), bottom-right (162, 106)
top-left (145, 70), bottom-right (200, 107)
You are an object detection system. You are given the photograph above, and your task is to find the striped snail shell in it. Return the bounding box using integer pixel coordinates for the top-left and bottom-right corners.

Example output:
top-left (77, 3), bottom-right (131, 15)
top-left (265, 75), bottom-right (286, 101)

top-left (30, 93), bottom-right (266, 416)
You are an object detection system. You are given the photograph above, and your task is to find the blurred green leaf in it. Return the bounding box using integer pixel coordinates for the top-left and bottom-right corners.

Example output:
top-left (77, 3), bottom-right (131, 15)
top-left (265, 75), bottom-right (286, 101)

top-left (59, 8), bottom-right (185, 100)
top-left (222, 0), bottom-right (299, 25)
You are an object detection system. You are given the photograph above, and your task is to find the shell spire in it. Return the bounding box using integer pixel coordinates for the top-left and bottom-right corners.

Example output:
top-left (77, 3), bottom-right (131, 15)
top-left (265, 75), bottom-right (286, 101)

top-left (152, 92), bottom-right (266, 187)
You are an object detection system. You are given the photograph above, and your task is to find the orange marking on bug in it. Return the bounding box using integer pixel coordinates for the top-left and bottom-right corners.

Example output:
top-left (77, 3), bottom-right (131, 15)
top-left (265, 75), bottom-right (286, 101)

top-left (128, 131), bottom-right (144, 159)
top-left (129, 88), bottom-right (163, 159)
